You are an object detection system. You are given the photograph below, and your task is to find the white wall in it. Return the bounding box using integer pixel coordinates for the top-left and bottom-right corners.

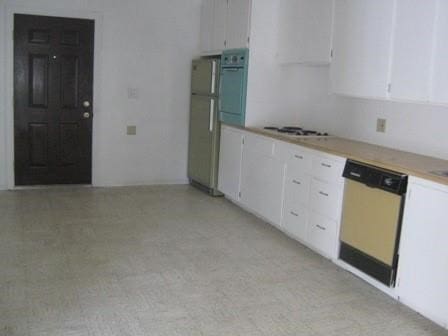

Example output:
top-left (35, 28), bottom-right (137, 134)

top-left (0, 0), bottom-right (201, 189)
top-left (295, 67), bottom-right (448, 160)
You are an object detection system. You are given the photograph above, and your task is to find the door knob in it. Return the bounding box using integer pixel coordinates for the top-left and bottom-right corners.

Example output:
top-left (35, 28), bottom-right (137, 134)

top-left (83, 112), bottom-right (90, 119)
top-left (83, 100), bottom-right (91, 108)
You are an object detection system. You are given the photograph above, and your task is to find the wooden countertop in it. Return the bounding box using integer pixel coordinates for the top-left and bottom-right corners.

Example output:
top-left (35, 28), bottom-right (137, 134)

top-left (242, 126), bottom-right (448, 186)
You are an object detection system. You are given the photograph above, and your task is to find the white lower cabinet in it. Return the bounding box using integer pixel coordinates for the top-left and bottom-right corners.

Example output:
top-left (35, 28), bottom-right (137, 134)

top-left (397, 177), bottom-right (448, 329)
top-left (282, 204), bottom-right (308, 242)
top-left (218, 125), bottom-right (243, 201)
top-left (240, 136), bottom-right (285, 225)
top-left (307, 212), bottom-right (338, 257)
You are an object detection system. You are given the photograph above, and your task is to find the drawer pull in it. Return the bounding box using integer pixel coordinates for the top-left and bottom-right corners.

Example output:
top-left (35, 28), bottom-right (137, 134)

top-left (294, 154), bottom-right (304, 160)
top-left (292, 179), bottom-right (301, 185)
top-left (319, 191), bottom-right (329, 197)
top-left (316, 224), bottom-right (326, 231)
top-left (321, 163), bottom-right (332, 168)
top-left (290, 211), bottom-right (299, 217)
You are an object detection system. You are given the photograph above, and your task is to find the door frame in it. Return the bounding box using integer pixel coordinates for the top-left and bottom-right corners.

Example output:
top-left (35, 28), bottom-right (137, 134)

top-left (3, 4), bottom-right (104, 189)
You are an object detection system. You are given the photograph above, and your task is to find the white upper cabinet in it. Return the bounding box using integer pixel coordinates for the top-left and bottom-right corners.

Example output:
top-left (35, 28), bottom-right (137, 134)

top-left (226, 0), bottom-right (252, 49)
top-left (211, 0), bottom-right (228, 52)
top-left (199, 0), bottom-right (251, 54)
top-left (330, 0), bottom-right (395, 99)
top-left (390, 0), bottom-right (438, 102)
top-left (431, 0), bottom-right (448, 104)
top-left (277, 0), bottom-right (334, 65)
top-left (199, 0), bottom-right (214, 53)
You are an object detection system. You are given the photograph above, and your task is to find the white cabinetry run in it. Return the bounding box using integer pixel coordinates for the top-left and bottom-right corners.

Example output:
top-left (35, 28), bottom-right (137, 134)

top-left (218, 126), bottom-right (346, 260)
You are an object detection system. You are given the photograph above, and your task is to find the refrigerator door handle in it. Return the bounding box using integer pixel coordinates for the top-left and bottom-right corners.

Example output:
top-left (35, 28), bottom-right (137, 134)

top-left (211, 60), bottom-right (216, 94)
top-left (209, 99), bottom-right (215, 132)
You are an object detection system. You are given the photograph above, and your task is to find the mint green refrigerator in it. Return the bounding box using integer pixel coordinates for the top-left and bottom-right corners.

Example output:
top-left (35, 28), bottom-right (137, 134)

top-left (187, 58), bottom-right (222, 196)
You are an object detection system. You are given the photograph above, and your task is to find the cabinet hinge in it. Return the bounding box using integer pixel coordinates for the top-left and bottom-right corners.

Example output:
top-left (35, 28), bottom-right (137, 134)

top-left (242, 138), bottom-right (245, 145)
top-left (330, 49), bottom-right (333, 58)
top-left (387, 83), bottom-right (392, 93)
top-left (247, 36), bottom-right (250, 44)
top-left (224, 40), bottom-right (227, 47)
top-left (238, 191), bottom-right (241, 198)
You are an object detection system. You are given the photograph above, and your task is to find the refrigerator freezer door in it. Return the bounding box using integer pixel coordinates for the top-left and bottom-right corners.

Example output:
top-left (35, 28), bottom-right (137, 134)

top-left (188, 95), bottom-right (219, 188)
top-left (191, 59), bottom-right (219, 95)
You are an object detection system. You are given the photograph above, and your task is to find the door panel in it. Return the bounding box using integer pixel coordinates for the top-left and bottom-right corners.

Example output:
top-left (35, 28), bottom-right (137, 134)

top-left (191, 59), bottom-right (219, 95)
top-left (220, 68), bottom-right (244, 115)
top-left (341, 180), bottom-right (401, 266)
top-left (14, 14), bottom-right (94, 185)
top-left (188, 95), bottom-right (215, 186)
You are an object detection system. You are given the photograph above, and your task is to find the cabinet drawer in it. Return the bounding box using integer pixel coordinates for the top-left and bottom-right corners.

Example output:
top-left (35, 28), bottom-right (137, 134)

top-left (312, 155), bottom-right (344, 183)
top-left (284, 170), bottom-right (311, 207)
top-left (275, 143), bottom-right (312, 173)
top-left (309, 179), bottom-right (343, 220)
top-left (282, 204), bottom-right (308, 242)
top-left (244, 133), bottom-right (274, 157)
top-left (307, 212), bottom-right (338, 258)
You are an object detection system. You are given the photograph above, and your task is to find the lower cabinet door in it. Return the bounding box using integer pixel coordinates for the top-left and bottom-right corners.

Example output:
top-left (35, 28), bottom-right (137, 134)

top-left (240, 149), bottom-right (285, 225)
top-left (307, 212), bottom-right (338, 258)
top-left (282, 204), bottom-right (308, 242)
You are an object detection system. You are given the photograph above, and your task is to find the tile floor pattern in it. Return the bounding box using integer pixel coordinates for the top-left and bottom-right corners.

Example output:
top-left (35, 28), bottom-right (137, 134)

top-left (0, 185), bottom-right (447, 336)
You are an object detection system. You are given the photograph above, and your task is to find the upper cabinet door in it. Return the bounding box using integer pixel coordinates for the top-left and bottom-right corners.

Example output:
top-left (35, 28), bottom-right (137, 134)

top-left (431, 0), bottom-right (448, 104)
top-left (390, 0), bottom-right (438, 102)
top-left (330, 0), bottom-right (395, 99)
top-left (199, 0), bottom-right (214, 53)
top-left (211, 0), bottom-right (228, 52)
top-left (277, 0), bottom-right (334, 65)
top-left (226, 0), bottom-right (252, 49)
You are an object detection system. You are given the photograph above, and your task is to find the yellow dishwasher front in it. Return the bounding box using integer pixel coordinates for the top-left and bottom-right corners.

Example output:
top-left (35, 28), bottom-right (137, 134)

top-left (339, 160), bottom-right (408, 287)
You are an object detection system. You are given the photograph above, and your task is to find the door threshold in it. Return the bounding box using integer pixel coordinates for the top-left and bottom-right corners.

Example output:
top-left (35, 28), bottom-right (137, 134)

top-left (13, 184), bottom-right (93, 190)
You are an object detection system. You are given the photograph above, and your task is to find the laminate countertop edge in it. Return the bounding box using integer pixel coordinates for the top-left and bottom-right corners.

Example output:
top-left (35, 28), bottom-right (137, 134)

top-left (230, 125), bottom-right (448, 186)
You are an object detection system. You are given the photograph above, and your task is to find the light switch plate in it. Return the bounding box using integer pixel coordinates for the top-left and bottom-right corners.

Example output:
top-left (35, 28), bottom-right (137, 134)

top-left (127, 88), bottom-right (139, 100)
top-left (377, 118), bottom-right (387, 133)
top-left (127, 125), bottom-right (137, 135)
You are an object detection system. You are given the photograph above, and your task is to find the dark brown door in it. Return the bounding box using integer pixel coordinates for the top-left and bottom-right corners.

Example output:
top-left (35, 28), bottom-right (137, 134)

top-left (14, 14), bottom-right (94, 185)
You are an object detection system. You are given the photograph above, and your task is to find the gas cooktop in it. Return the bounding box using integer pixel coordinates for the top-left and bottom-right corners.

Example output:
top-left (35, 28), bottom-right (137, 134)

top-left (264, 126), bottom-right (330, 137)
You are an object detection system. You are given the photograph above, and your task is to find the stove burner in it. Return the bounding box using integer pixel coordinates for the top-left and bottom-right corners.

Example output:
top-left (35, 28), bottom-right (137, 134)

top-left (264, 126), bottom-right (329, 137)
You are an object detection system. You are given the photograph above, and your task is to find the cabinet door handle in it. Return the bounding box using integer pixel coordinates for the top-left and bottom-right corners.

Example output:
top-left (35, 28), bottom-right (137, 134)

top-left (209, 99), bottom-right (215, 132)
top-left (292, 179), bottom-right (301, 185)
top-left (319, 191), bottom-right (329, 197)
top-left (316, 224), bottom-right (326, 231)
top-left (290, 211), bottom-right (299, 217)
top-left (294, 154), bottom-right (304, 160)
top-left (321, 163), bottom-right (332, 168)
top-left (211, 60), bottom-right (217, 94)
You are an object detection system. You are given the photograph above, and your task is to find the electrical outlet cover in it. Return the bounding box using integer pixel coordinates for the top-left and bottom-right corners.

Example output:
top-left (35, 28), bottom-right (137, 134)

top-left (127, 125), bottom-right (137, 135)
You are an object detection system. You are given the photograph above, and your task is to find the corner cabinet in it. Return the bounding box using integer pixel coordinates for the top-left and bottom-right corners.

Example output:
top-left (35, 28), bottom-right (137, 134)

top-left (397, 177), bottom-right (448, 329)
top-left (277, 0), bottom-right (334, 65)
top-left (199, 0), bottom-right (252, 55)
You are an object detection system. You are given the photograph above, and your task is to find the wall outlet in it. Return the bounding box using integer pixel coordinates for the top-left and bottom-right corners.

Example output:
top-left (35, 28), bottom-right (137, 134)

top-left (377, 118), bottom-right (387, 133)
top-left (127, 87), bottom-right (139, 100)
top-left (127, 125), bottom-right (137, 135)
